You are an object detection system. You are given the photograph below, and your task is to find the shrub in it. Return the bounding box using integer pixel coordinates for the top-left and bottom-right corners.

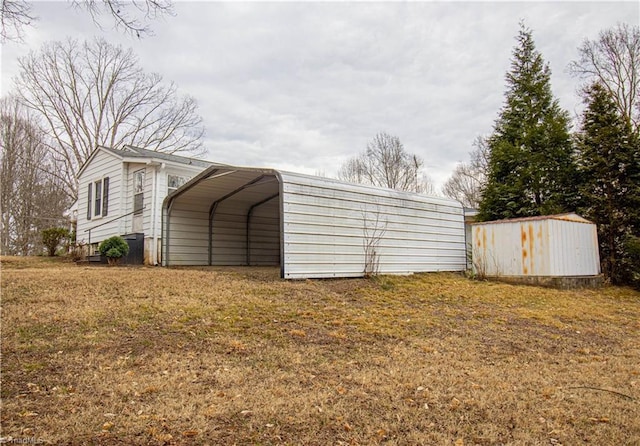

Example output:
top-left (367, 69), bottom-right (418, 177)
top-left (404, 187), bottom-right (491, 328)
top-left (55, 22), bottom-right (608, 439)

top-left (623, 235), bottom-right (640, 289)
top-left (98, 236), bottom-right (129, 265)
top-left (68, 242), bottom-right (87, 262)
top-left (42, 227), bottom-right (71, 257)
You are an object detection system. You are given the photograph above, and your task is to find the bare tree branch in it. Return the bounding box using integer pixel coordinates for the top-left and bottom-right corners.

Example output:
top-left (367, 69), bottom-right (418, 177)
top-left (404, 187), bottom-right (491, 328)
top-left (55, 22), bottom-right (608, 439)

top-left (362, 205), bottom-right (387, 277)
top-left (74, 0), bottom-right (173, 37)
top-left (0, 95), bottom-right (70, 255)
top-left (441, 136), bottom-right (489, 208)
top-left (569, 23), bottom-right (640, 130)
top-left (338, 132), bottom-right (431, 193)
top-left (0, 0), bottom-right (35, 42)
top-left (14, 37), bottom-right (205, 200)
top-left (1, 0), bottom-right (172, 42)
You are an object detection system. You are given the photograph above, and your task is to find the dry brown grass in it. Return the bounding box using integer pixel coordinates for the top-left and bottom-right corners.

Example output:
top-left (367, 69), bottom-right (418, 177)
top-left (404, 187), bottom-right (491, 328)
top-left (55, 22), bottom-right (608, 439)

top-left (1, 256), bottom-right (639, 445)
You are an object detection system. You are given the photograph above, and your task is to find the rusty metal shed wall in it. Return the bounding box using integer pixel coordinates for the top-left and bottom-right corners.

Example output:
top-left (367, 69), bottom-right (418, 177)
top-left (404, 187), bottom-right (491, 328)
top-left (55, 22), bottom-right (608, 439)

top-left (471, 214), bottom-right (600, 277)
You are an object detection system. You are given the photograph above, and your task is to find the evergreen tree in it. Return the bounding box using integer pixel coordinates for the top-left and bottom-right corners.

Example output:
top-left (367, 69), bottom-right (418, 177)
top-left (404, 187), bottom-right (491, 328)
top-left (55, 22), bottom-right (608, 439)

top-left (575, 82), bottom-right (640, 284)
top-left (478, 24), bottom-right (577, 221)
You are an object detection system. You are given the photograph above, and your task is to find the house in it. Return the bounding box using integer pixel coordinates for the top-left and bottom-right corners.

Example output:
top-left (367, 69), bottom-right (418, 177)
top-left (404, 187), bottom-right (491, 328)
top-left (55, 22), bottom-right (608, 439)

top-left (75, 145), bottom-right (217, 264)
top-left (162, 166), bottom-right (467, 278)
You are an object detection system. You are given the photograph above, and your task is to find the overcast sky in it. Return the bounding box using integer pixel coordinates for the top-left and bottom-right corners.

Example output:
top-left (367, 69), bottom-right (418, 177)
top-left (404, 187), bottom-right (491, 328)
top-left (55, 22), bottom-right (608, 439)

top-left (1, 1), bottom-right (638, 190)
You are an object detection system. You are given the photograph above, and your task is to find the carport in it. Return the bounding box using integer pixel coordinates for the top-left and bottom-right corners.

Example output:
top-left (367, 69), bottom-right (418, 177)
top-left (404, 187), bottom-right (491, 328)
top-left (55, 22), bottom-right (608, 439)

top-left (161, 166), bottom-right (467, 279)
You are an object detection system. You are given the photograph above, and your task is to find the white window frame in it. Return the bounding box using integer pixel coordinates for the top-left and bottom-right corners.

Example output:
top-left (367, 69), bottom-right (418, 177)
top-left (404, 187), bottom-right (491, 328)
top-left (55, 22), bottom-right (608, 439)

top-left (133, 169), bottom-right (145, 214)
top-left (168, 174), bottom-right (188, 194)
top-left (91, 177), bottom-right (107, 219)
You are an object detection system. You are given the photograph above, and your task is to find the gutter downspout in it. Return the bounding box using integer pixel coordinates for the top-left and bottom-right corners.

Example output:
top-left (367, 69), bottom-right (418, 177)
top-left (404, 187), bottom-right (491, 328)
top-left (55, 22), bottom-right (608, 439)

top-left (149, 163), bottom-right (163, 265)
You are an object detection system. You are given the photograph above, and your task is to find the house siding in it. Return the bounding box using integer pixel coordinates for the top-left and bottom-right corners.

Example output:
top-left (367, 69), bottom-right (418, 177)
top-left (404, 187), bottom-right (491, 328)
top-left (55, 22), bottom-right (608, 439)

top-left (76, 150), bottom-right (123, 248)
top-left (77, 147), bottom-right (211, 263)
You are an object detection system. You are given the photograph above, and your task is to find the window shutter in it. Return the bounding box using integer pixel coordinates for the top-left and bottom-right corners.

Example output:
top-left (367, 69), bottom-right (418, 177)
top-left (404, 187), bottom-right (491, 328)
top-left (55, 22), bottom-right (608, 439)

top-left (87, 183), bottom-right (92, 221)
top-left (102, 177), bottom-right (110, 217)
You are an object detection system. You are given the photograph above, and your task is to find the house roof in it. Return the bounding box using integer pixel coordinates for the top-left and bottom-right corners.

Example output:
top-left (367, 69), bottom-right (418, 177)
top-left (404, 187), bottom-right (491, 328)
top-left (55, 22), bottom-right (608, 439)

top-left (77, 145), bottom-right (223, 177)
top-left (103, 145), bottom-right (217, 168)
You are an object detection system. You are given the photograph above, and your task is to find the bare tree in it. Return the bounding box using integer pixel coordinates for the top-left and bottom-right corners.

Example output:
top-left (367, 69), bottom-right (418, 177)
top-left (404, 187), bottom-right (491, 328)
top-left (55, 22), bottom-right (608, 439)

top-left (14, 37), bottom-right (205, 199)
top-left (442, 136), bottom-right (489, 208)
top-left (362, 206), bottom-right (387, 277)
top-left (1, 0), bottom-right (173, 42)
top-left (338, 157), bottom-right (367, 185)
top-left (338, 132), bottom-right (430, 193)
top-left (0, 96), bottom-right (69, 255)
top-left (0, 0), bottom-right (35, 42)
top-left (569, 23), bottom-right (640, 130)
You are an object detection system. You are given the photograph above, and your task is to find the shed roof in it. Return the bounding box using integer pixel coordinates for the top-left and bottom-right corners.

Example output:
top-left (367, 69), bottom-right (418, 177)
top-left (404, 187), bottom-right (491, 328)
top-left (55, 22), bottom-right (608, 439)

top-left (471, 213), bottom-right (593, 226)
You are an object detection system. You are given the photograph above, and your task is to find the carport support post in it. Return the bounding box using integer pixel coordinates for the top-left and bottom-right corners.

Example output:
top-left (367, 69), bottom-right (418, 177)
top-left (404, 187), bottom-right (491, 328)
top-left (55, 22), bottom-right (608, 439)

top-left (208, 203), bottom-right (219, 266)
top-left (162, 200), bottom-right (174, 266)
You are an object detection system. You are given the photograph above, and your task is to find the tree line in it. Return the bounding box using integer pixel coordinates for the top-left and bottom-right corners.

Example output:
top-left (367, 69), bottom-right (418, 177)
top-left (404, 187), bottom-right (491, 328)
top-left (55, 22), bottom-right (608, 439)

top-left (442, 23), bottom-right (639, 286)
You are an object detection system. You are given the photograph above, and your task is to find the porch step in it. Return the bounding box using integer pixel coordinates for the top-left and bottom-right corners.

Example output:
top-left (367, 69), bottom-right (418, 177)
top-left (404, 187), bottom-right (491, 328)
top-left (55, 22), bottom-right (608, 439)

top-left (88, 254), bottom-right (107, 263)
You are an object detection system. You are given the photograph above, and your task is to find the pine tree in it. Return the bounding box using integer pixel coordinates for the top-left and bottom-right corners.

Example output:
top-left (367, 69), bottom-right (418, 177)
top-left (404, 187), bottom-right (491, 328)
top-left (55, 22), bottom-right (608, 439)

top-left (575, 82), bottom-right (640, 284)
top-left (478, 24), bottom-right (577, 221)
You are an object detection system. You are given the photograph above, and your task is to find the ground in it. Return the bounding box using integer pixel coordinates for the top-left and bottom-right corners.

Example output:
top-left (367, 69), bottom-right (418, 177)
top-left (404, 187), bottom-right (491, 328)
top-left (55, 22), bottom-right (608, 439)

top-left (1, 256), bottom-right (639, 445)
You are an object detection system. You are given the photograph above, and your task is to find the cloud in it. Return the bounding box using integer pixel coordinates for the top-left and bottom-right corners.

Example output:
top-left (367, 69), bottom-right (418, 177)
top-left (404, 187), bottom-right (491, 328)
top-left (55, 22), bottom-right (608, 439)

top-left (2, 1), bottom-right (638, 192)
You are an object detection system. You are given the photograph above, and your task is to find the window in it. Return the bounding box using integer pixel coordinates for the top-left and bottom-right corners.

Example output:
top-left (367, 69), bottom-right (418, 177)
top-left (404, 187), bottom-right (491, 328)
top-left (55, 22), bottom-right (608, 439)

top-left (94, 180), bottom-right (102, 216)
top-left (168, 174), bottom-right (187, 193)
top-left (134, 169), bottom-right (145, 214)
top-left (86, 177), bottom-right (109, 220)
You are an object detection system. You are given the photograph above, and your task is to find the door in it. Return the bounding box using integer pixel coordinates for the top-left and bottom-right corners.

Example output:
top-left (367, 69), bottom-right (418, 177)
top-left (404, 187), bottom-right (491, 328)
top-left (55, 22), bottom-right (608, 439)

top-left (132, 169), bottom-right (145, 233)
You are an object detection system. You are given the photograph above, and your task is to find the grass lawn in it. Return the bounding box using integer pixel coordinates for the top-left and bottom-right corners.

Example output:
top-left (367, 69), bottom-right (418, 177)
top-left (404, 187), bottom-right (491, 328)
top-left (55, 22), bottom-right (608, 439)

top-left (1, 256), bottom-right (639, 445)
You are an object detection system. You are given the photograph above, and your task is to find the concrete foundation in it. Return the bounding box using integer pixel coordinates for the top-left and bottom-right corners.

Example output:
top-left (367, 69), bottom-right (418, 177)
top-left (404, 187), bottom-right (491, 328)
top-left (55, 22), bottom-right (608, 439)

top-left (487, 275), bottom-right (604, 290)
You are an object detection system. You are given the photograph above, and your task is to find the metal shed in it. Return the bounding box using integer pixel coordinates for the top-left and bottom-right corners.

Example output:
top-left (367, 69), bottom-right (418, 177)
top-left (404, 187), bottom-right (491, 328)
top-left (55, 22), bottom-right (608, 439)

top-left (161, 166), bottom-right (466, 279)
top-left (471, 214), bottom-right (601, 283)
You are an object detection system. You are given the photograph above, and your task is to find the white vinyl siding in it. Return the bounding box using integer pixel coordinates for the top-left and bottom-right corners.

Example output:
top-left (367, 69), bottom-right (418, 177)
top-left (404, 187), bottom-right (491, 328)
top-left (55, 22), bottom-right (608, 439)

top-left (76, 151), bottom-right (123, 246)
top-left (76, 147), bottom-right (212, 263)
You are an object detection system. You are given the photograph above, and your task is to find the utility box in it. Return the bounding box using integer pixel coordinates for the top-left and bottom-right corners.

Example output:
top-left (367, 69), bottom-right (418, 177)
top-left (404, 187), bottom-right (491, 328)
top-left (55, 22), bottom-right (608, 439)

top-left (471, 214), bottom-right (601, 288)
top-left (121, 233), bottom-right (144, 265)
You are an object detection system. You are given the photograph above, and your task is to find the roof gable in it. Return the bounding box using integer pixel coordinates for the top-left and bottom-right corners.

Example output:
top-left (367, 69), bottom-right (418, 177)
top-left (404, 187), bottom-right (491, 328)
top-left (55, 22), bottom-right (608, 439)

top-left (77, 146), bottom-right (124, 178)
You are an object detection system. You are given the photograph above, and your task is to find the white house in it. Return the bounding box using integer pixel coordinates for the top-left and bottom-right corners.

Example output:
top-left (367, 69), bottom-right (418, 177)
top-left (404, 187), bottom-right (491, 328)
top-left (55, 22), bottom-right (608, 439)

top-left (75, 145), bottom-right (216, 264)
